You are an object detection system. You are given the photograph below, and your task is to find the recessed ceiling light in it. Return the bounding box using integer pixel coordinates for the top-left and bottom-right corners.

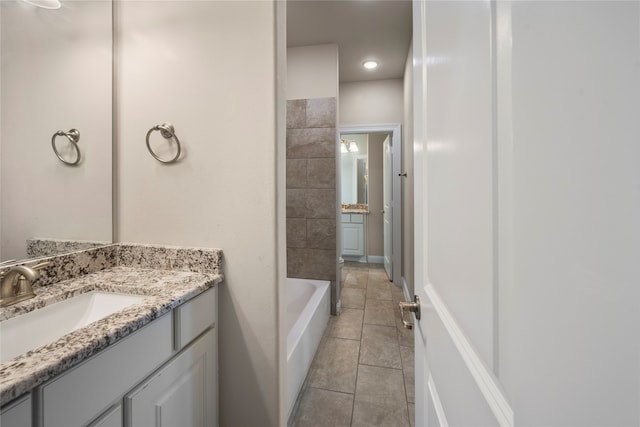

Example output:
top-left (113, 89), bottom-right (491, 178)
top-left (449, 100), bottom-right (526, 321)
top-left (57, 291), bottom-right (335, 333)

top-left (362, 60), bottom-right (379, 70)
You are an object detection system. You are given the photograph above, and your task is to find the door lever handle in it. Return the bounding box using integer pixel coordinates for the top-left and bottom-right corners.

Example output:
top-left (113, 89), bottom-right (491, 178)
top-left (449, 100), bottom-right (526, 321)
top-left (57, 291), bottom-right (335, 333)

top-left (398, 295), bottom-right (421, 330)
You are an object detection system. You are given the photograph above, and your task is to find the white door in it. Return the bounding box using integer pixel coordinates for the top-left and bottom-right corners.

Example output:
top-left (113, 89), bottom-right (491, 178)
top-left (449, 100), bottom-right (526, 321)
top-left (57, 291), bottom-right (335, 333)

top-left (383, 134), bottom-right (393, 279)
top-left (410, 0), bottom-right (640, 425)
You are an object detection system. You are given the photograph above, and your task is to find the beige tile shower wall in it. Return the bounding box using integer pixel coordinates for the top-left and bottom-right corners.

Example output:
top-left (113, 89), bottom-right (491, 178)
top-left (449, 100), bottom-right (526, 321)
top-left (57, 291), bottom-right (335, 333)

top-left (286, 98), bottom-right (337, 281)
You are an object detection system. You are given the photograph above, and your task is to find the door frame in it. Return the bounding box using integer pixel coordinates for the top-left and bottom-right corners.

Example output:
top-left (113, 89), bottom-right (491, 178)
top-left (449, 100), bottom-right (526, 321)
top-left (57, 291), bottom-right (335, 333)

top-left (340, 124), bottom-right (402, 285)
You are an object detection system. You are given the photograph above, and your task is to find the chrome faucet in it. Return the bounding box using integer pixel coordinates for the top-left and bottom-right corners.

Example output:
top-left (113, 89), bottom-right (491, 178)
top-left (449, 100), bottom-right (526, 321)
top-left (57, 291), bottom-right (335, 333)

top-left (0, 262), bottom-right (50, 307)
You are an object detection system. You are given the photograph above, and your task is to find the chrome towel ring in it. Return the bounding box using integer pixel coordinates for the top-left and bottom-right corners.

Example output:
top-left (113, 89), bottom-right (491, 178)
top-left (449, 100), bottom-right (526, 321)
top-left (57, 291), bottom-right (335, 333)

top-left (146, 123), bottom-right (182, 164)
top-left (51, 129), bottom-right (81, 166)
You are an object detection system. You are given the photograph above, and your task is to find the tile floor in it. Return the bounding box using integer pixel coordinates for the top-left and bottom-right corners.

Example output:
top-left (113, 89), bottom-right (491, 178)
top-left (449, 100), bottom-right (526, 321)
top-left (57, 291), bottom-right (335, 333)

top-left (290, 262), bottom-right (415, 427)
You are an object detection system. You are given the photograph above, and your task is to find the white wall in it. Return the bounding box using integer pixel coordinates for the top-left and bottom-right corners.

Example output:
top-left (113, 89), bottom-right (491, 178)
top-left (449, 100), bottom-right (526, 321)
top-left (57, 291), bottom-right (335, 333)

top-left (339, 79), bottom-right (403, 126)
top-left (339, 79), bottom-right (403, 260)
top-left (287, 44), bottom-right (338, 100)
top-left (116, 2), bottom-right (279, 425)
top-left (500, 1), bottom-right (640, 423)
top-left (1, 1), bottom-right (112, 260)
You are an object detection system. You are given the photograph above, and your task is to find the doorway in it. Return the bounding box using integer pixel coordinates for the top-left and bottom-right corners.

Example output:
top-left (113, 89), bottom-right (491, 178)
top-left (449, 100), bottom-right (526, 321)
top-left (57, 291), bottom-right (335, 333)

top-left (340, 125), bottom-right (402, 285)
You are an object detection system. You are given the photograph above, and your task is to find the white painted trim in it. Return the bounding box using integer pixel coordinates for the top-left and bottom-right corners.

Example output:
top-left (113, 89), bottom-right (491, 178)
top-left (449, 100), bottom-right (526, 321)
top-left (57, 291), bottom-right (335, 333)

top-left (367, 255), bottom-right (384, 264)
top-left (425, 283), bottom-right (515, 427)
top-left (495, 0), bottom-right (514, 379)
top-left (342, 255), bottom-right (367, 263)
top-left (412, 2), bottom-right (429, 424)
top-left (275, 1), bottom-right (288, 424)
top-left (390, 126), bottom-right (402, 286)
top-left (340, 124), bottom-right (402, 285)
top-left (427, 373), bottom-right (449, 427)
top-left (401, 276), bottom-right (411, 301)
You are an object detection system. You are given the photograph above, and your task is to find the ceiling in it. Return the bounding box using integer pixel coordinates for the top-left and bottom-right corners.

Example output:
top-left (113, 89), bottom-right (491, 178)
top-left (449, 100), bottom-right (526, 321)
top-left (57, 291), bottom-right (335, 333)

top-left (287, 0), bottom-right (412, 83)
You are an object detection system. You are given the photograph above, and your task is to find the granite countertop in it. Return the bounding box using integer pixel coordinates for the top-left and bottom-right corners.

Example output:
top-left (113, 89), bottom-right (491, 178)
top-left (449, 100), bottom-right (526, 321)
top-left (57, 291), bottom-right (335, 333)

top-left (0, 244), bottom-right (223, 406)
top-left (342, 203), bottom-right (369, 214)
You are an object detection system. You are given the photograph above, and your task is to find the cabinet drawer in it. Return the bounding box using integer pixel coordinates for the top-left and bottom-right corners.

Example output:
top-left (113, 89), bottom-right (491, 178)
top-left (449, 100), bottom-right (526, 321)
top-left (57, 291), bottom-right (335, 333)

top-left (174, 287), bottom-right (216, 350)
top-left (40, 314), bottom-right (172, 427)
top-left (0, 394), bottom-right (31, 426)
top-left (350, 213), bottom-right (364, 223)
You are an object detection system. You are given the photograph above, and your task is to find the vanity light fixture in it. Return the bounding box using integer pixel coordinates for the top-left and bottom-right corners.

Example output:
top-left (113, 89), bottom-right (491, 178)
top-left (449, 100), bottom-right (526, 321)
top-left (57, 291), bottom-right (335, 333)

top-left (341, 139), bottom-right (359, 153)
top-left (362, 60), bottom-right (379, 70)
top-left (20, 0), bottom-right (61, 9)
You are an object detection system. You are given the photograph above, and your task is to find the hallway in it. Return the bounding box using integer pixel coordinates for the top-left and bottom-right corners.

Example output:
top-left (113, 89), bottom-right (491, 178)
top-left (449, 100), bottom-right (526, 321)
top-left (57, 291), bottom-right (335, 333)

top-left (290, 263), bottom-right (415, 427)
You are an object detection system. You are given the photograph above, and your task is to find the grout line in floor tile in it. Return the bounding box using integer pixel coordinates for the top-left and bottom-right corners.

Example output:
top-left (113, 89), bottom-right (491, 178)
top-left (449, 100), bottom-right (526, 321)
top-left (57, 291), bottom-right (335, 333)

top-left (357, 361), bottom-right (404, 371)
top-left (350, 327), bottom-right (363, 426)
top-left (292, 263), bottom-right (414, 426)
top-left (305, 385), bottom-right (355, 397)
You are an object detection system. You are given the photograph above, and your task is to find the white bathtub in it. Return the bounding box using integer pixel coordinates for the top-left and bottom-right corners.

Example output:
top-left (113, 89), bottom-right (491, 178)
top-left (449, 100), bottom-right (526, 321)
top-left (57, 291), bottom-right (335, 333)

top-left (287, 277), bottom-right (331, 418)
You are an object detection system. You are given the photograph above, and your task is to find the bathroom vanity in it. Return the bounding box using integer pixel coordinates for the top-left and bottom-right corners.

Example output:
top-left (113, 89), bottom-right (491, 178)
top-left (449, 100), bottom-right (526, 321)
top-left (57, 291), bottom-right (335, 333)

top-left (0, 244), bottom-right (223, 427)
top-left (341, 212), bottom-right (366, 258)
top-left (341, 204), bottom-right (368, 262)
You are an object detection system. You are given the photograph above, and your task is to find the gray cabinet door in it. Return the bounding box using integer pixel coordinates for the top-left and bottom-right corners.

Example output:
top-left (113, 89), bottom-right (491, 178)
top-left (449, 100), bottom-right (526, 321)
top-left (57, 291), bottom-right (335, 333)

top-left (125, 329), bottom-right (217, 427)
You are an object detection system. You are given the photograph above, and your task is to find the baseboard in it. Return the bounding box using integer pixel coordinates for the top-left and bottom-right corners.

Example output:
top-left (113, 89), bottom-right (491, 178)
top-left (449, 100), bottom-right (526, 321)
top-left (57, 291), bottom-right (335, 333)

top-left (342, 255), bottom-right (367, 263)
top-left (401, 276), bottom-right (411, 301)
top-left (366, 255), bottom-right (384, 264)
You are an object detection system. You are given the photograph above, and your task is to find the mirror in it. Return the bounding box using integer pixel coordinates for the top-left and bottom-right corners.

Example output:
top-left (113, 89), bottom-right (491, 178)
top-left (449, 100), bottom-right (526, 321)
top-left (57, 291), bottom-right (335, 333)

top-left (340, 133), bottom-right (368, 206)
top-left (0, 0), bottom-right (113, 262)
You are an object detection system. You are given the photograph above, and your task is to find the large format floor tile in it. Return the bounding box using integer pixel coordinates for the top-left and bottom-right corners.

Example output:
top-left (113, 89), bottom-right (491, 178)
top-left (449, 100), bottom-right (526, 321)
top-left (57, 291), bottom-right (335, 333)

top-left (354, 364), bottom-right (407, 407)
top-left (329, 308), bottom-right (364, 340)
top-left (352, 365), bottom-right (409, 427)
top-left (291, 387), bottom-right (354, 427)
top-left (364, 298), bottom-right (397, 326)
top-left (290, 263), bottom-right (415, 427)
top-left (307, 337), bottom-right (360, 393)
top-left (359, 324), bottom-right (402, 369)
top-left (408, 403), bottom-right (415, 427)
top-left (341, 288), bottom-right (366, 309)
top-left (343, 269), bottom-right (368, 289)
top-left (351, 400), bottom-right (410, 427)
top-left (400, 345), bottom-right (415, 403)
top-left (367, 280), bottom-right (392, 300)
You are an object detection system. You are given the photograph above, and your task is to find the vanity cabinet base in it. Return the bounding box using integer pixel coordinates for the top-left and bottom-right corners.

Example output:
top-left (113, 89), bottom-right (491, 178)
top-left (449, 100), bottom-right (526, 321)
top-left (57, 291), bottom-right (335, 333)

top-left (0, 394), bottom-right (31, 426)
top-left (0, 287), bottom-right (218, 427)
top-left (341, 213), bottom-right (366, 260)
top-left (125, 328), bottom-right (217, 426)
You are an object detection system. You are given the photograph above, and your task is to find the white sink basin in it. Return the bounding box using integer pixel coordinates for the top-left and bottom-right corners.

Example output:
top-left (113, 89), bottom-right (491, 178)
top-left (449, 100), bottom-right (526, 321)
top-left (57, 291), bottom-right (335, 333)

top-left (0, 291), bottom-right (147, 363)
